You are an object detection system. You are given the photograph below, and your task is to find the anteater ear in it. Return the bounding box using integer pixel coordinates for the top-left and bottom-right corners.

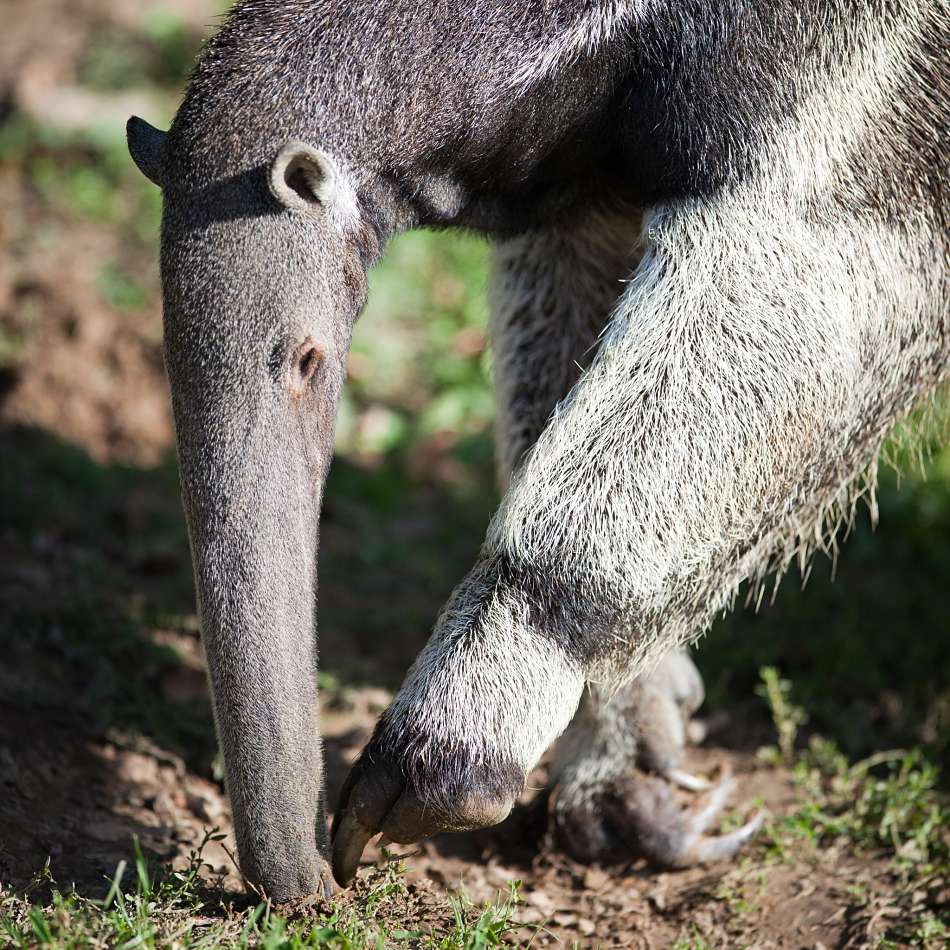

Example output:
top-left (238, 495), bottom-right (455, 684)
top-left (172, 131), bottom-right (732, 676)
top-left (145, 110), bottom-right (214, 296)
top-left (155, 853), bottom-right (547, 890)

top-left (270, 141), bottom-right (339, 211)
top-left (127, 116), bottom-right (167, 188)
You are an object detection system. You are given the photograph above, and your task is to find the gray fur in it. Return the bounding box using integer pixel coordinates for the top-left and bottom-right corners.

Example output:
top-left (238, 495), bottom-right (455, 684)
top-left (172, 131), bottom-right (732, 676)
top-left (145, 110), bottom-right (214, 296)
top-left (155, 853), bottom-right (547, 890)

top-left (128, 0), bottom-right (949, 899)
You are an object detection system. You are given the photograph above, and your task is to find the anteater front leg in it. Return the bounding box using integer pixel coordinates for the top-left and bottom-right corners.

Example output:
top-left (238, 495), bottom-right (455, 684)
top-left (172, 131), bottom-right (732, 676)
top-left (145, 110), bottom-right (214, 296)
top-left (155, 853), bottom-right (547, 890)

top-left (333, 186), bottom-right (947, 883)
top-left (489, 214), bottom-right (750, 866)
top-left (331, 210), bottom-right (642, 881)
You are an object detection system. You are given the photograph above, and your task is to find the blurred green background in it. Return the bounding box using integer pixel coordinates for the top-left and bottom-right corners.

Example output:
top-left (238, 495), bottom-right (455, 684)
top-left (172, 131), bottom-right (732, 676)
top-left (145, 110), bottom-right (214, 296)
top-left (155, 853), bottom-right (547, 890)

top-left (0, 0), bottom-right (947, 798)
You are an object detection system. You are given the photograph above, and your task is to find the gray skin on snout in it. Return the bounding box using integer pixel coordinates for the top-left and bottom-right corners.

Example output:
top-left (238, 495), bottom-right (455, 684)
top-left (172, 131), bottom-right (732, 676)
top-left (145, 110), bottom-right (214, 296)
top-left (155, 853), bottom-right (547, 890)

top-left (131, 122), bottom-right (369, 900)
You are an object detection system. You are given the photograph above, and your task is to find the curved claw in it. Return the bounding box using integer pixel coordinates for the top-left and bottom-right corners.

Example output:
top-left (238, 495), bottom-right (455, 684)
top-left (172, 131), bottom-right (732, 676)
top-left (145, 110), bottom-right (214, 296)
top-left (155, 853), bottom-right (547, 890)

top-left (683, 808), bottom-right (766, 865)
top-left (330, 747), bottom-right (405, 887)
top-left (671, 767), bottom-right (765, 867)
top-left (664, 767), bottom-right (712, 792)
top-left (687, 767), bottom-right (735, 832)
top-left (331, 811), bottom-right (376, 887)
top-left (331, 740), bottom-right (519, 887)
top-left (555, 763), bottom-right (765, 869)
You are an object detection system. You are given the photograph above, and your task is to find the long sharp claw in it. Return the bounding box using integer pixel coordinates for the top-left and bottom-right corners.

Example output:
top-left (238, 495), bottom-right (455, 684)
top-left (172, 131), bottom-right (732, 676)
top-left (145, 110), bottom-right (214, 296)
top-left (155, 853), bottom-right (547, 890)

top-left (664, 767), bottom-right (712, 792)
top-left (331, 811), bottom-right (376, 886)
top-left (687, 767), bottom-right (735, 834)
top-left (677, 768), bottom-right (764, 865)
top-left (686, 809), bottom-right (766, 864)
top-left (556, 765), bottom-right (763, 870)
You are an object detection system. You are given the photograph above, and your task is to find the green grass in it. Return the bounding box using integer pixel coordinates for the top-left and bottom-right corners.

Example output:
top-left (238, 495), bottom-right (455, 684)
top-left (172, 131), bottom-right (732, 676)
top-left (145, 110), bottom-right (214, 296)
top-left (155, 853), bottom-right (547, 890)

top-left (756, 669), bottom-right (949, 948)
top-left (97, 262), bottom-right (150, 310)
top-left (0, 837), bottom-right (528, 949)
top-left (337, 230), bottom-right (493, 460)
top-left (759, 667), bottom-right (949, 879)
top-left (77, 17), bottom-right (197, 93)
top-left (670, 929), bottom-right (713, 950)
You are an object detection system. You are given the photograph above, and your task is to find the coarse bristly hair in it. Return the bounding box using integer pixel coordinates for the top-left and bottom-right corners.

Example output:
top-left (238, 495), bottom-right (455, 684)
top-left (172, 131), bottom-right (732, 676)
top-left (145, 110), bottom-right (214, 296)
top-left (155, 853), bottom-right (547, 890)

top-left (376, 0), bottom-right (947, 832)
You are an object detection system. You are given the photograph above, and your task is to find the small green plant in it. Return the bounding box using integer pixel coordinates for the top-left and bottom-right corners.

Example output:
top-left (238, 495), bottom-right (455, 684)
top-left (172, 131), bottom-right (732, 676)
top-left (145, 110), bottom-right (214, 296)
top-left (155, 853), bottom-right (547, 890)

top-left (914, 913), bottom-right (949, 949)
top-left (671, 924), bottom-right (714, 950)
top-left (755, 671), bottom-right (949, 948)
top-left (442, 880), bottom-right (525, 949)
top-left (763, 737), bottom-right (950, 880)
top-left (756, 666), bottom-right (807, 765)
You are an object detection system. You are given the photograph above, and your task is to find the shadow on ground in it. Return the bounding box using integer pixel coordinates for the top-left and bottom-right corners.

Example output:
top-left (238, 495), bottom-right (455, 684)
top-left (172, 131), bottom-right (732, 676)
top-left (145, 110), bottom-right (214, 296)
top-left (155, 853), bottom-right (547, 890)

top-left (1, 417), bottom-right (948, 895)
top-left (0, 421), bottom-right (494, 892)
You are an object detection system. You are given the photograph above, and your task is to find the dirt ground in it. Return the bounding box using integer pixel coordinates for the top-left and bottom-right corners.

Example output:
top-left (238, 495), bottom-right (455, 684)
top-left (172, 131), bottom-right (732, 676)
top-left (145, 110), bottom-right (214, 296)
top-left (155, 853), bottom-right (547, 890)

top-left (0, 690), bottom-right (910, 948)
top-left (0, 2), bottom-right (946, 947)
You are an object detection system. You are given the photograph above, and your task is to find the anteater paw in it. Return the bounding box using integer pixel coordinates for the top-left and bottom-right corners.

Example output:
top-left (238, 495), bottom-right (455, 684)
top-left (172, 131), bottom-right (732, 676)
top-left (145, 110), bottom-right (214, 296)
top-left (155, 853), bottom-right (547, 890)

top-left (330, 732), bottom-right (526, 885)
top-left (553, 766), bottom-right (765, 868)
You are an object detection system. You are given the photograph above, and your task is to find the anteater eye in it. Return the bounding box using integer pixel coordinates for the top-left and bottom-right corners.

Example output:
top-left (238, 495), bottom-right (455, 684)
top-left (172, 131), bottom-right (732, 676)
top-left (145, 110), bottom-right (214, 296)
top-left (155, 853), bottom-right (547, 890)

top-left (292, 339), bottom-right (325, 392)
